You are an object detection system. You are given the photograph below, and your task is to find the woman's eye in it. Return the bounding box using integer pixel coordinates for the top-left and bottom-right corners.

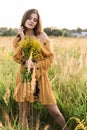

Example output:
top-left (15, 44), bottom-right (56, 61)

top-left (33, 19), bottom-right (38, 22)
top-left (28, 17), bottom-right (38, 22)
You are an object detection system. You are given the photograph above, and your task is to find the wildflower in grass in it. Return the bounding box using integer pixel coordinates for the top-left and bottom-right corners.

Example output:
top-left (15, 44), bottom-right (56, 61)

top-left (63, 117), bottom-right (87, 130)
top-left (72, 117), bottom-right (87, 130)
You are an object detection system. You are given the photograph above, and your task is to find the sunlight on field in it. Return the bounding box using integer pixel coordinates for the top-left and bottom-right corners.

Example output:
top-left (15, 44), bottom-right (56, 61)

top-left (0, 36), bottom-right (86, 130)
top-left (50, 36), bottom-right (87, 52)
top-left (0, 36), bottom-right (14, 51)
top-left (50, 36), bottom-right (87, 74)
top-left (1, 36), bottom-right (87, 52)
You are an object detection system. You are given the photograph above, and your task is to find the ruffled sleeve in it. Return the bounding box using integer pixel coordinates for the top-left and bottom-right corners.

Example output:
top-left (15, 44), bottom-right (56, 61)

top-left (13, 36), bottom-right (25, 64)
top-left (36, 32), bottom-right (54, 72)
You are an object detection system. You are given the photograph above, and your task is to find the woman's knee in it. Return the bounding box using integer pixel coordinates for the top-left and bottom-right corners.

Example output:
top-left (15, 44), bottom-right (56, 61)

top-left (51, 109), bottom-right (62, 118)
top-left (46, 105), bottom-right (62, 117)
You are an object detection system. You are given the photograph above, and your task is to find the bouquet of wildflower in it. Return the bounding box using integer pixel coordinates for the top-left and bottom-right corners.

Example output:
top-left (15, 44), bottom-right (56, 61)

top-left (18, 34), bottom-right (41, 82)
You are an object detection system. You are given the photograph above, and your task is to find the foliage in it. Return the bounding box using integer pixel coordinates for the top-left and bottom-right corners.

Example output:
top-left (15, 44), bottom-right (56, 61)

top-left (0, 27), bottom-right (87, 37)
top-left (63, 117), bottom-right (87, 130)
top-left (0, 27), bottom-right (18, 36)
top-left (18, 34), bottom-right (41, 60)
top-left (52, 29), bottom-right (62, 36)
top-left (44, 27), bottom-right (52, 35)
top-left (18, 34), bottom-right (41, 82)
top-left (0, 36), bottom-right (86, 130)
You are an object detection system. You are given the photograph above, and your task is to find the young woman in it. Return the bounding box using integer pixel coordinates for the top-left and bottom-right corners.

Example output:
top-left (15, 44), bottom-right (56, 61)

top-left (13, 9), bottom-right (68, 130)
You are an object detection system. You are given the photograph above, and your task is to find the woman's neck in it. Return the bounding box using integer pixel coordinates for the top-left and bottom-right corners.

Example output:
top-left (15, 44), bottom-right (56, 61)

top-left (26, 29), bottom-right (35, 36)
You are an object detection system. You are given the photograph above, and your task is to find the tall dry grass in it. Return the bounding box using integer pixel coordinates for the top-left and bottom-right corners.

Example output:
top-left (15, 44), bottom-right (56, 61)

top-left (49, 36), bottom-right (86, 129)
top-left (0, 36), bottom-right (86, 130)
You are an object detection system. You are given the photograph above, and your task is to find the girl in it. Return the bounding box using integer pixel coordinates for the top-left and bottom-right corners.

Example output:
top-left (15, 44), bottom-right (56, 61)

top-left (13, 9), bottom-right (68, 130)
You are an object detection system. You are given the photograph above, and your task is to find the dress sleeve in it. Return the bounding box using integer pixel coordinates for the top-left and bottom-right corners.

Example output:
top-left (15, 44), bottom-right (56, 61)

top-left (35, 32), bottom-right (54, 71)
top-left (13, 36), bottom-right (25, 64)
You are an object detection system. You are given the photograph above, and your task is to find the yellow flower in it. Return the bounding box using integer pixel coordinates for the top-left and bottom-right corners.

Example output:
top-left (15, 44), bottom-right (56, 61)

top-left (18, 34), bottom-right (41, 82)
top-left (18, 34), bottom-right (41, 60)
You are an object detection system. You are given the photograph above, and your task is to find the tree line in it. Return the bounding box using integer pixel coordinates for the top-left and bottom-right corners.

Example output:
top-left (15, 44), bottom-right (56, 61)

top-left (44, 27), bottom-right (87, 37)
top-left (0, 27), bottom-right (18, 36)
top-left (0, 27), bottom-right (87, 36)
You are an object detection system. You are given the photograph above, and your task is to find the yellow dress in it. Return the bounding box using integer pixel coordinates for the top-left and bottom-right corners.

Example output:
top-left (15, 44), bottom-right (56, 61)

top-left (13, 32), bottom-right (56, 105)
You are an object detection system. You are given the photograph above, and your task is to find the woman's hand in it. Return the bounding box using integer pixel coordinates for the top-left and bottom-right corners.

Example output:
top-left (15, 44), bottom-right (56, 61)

top-left (18, 26), bottom-right (25, 40)
top-left (25, 60), bottom-right (34, 69)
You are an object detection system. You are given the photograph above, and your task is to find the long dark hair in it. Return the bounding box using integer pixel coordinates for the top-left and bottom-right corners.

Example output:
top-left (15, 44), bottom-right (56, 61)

top-left (20, 9), bottom-right (43, 35)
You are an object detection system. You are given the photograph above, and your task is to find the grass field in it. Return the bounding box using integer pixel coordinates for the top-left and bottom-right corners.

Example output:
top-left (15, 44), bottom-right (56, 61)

top-left (0, 36), bottom-right (86, 130)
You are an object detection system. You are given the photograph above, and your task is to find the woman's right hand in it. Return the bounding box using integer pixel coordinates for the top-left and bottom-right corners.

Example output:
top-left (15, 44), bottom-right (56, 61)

top-left (25, 60), bottom-right (34, 69)
top-left (18, 26), bottom-right (25, 40)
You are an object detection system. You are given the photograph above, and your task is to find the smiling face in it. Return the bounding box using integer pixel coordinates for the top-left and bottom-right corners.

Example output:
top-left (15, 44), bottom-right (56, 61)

top-left (20, 9), bottom-right (42, 35)
top-left (25, 13), bottom-right (38, 30)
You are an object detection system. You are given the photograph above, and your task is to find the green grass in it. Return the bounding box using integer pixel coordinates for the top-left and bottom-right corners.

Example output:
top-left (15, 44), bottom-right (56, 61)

top-left (0, 36), bottom-right (86, 130)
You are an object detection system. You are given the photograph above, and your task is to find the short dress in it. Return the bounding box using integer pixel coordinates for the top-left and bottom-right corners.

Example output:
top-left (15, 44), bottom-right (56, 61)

top-left (13, 32), bottom-right (56, 105)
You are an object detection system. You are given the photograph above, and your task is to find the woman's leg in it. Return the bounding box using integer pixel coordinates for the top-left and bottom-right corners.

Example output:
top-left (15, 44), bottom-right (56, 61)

top-left (18, 101), bottom-right (30, 130)
top-left (45, 104), bottom-right (68, 130)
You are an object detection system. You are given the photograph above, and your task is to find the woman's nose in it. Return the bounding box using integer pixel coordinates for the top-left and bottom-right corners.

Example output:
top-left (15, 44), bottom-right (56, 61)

top-left (31, 18), bottom-right (34, 23)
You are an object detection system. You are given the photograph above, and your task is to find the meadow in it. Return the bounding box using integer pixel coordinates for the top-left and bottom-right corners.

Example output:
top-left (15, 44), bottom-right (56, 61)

top-left (0, 36), bottom-right (86, 130)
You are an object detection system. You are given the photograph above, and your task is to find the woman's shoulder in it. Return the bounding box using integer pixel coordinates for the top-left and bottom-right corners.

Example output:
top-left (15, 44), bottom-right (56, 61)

top-left (36, 32), bottom-right (50, 42)
top-left (13, 35), bottom-right (21, 48)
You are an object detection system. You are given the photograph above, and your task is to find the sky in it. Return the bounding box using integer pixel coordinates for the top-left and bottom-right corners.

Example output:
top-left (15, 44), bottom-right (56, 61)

top-left (0, 0), bottom-right (87, 29)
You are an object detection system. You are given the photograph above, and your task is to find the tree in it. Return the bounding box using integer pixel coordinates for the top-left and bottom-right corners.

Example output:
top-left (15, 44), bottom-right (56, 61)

top-left (44, 28), bottom-right (52, 35)
top-left (0, 27), bottom-right (18, 36)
